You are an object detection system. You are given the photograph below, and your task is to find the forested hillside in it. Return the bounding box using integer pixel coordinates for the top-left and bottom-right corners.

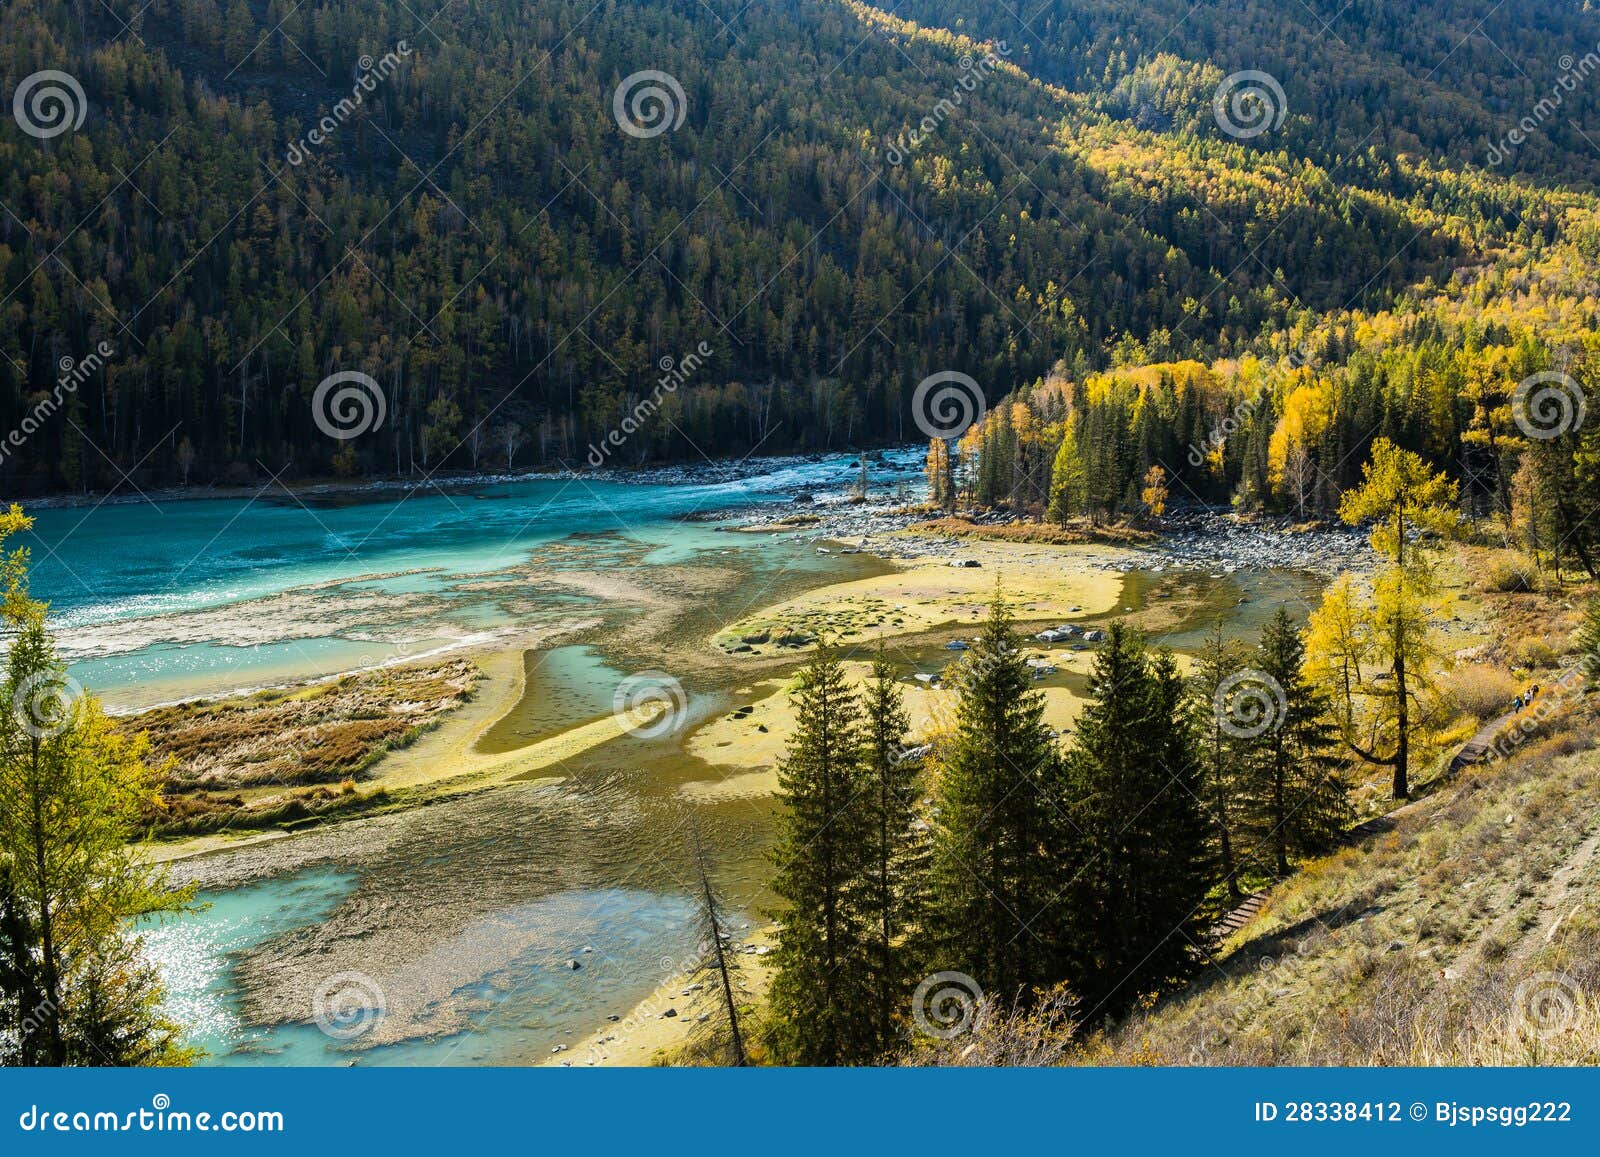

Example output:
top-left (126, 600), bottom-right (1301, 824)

top-left (0, 0), bottom-right (1597, 495)
top-left (894, 0), bottom-right (1600, 182)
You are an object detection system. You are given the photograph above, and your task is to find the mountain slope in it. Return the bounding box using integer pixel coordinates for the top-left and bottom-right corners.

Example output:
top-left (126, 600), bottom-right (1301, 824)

top-left (0, 0), bottom-right (1592, 494)
top-left (1087, 721), bottom-right (1600, 1065)
top-left (885, 0), bottom-right (1600, 184)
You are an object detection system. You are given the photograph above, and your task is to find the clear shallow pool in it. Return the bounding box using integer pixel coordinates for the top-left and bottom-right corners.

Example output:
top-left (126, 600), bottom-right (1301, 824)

top-left (136, 871), bottom-right (360, 1060)
top-left (139, 872), bottom-right (701, 1066)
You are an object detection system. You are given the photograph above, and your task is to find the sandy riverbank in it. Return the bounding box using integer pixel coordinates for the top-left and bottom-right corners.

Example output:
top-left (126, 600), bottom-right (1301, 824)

top-left (544, 927), bottom-right (777, 1067)
top-left (713, 537), bottom-right (1130, 653)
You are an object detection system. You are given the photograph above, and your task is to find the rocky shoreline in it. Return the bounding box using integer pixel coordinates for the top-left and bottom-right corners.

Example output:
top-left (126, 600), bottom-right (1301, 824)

top-left (1097, 509), bottom-right (1374, 578)
top-left (720, 489), bottom-right (1374, 577)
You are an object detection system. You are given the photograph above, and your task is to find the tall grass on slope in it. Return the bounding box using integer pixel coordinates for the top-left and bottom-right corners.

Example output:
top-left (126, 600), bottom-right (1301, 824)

top-left (1080, 719), bottom-right (1600, 1066)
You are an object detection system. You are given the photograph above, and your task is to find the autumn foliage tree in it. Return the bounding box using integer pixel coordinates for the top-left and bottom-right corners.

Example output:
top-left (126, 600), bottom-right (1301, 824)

top-left (1307, 440), bottom-right (1460, 798)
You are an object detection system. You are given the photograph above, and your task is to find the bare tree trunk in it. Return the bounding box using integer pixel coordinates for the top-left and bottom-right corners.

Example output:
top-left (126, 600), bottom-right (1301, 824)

top-left (691, 827), bottom-right (746, 1066)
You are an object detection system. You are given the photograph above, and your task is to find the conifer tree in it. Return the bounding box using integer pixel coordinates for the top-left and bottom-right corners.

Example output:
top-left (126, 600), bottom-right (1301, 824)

top-left (1047, 419), bottom-right (1087, 525)
top-left (1058, 623), bottom-right (1211, 1016)
top-left (766, 649), bottom-right (874, 1065)
top-left (859, 649), bottom-right (928, 1054)
top-left (1330, 438), bottom-right (1460, 797)
top-left (1574, 593), bottom-right (1600, 682)
top-left (687, 825), bottom-right (746, 1067)
top-left (0, 593), bottom-right (193, 1064)
top-left (929, 593), bottom-right (1059, 1004)
top-left (1250, 607), bottom-right (1350, 874)
top-left (1193, 621), bottom-right (1251, 900)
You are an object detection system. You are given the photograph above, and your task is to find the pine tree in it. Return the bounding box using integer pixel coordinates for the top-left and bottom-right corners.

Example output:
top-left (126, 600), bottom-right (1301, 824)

top-left (1058, 623), bottom-right (1212, 1017)
top-left (1250, 608), bottom-right (1350, 875)
top-left (766, 649), bottom-right (874, 1065)
top-left (925, 438), bottom-right (955, 511)
top-left (0, 598), bottom-right (193, 1066)
top-left (1193, 621), bottom-right (1250, 900)
top-left (1575, 594), bottom-right (1600, 682)
top-left (1046, 419), bottom-right (1087, 525)
top-left (859, 648), bottom-right (928, 1054)
top-left (929, 593), bottom-right (1059, 1004)
top-left (0, 863), bottom-right (46, 1065)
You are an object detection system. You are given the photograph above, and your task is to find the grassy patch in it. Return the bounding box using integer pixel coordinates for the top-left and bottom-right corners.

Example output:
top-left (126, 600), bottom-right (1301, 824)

top-left (127, 659), bottom-right (479, 835)
top-left (917, 515), bottom-right (1155, 546)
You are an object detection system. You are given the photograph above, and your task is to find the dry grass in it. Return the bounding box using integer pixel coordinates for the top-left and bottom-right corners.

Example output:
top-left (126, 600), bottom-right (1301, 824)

top-left (900, 983), bottom-right (1080, 1067)
top-left (1074, 708), bottom-right (1600, 1066)
top-left (1476, 551), bottom-right (1543, 593)
top-left (1458, 551), bottom-right (1587, 674)
top-left (126, 660), bottom-right (478, 834)
top-left (917, 515), bottom-right (1154, 546)
top-left (1440, 663), bottom-right (1520, 721)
